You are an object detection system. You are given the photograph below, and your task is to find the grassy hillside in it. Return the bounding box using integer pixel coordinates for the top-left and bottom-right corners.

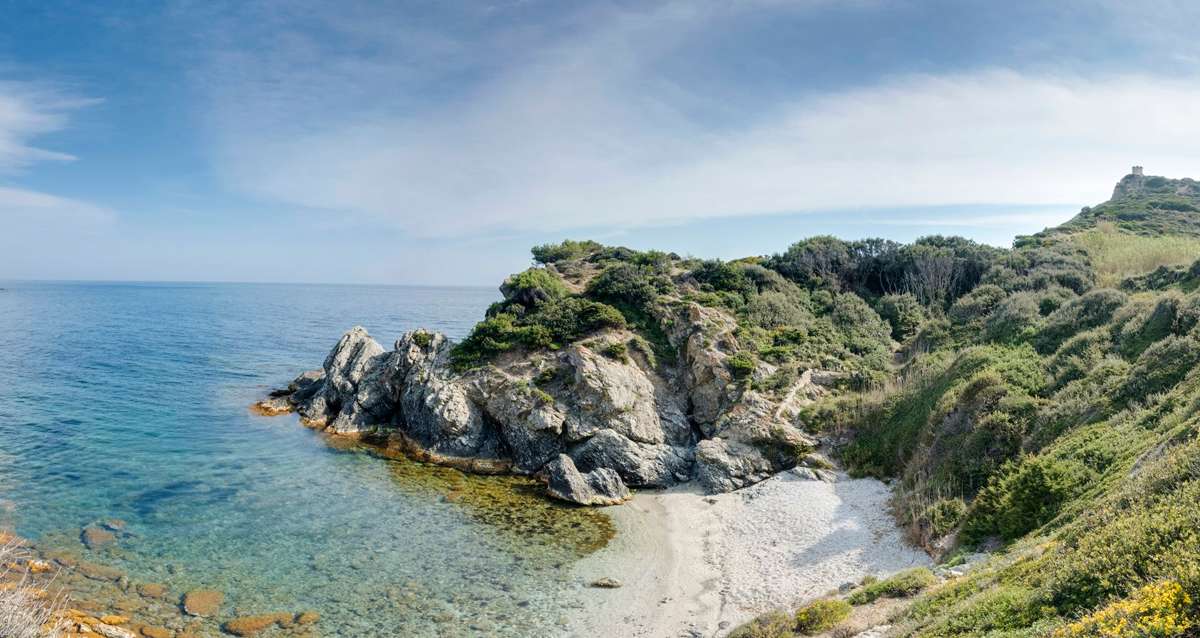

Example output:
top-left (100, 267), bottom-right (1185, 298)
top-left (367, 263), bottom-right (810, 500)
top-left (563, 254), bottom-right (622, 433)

top-left (458, 171), bottom-right (1200, 637)
top-left (726, 172), bottom-right (1200, 637)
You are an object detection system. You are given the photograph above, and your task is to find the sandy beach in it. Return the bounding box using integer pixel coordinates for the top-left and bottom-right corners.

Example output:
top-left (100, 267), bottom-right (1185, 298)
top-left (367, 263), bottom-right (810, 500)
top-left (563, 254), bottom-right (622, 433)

top-left (566, 469), bottom-right (931, 637)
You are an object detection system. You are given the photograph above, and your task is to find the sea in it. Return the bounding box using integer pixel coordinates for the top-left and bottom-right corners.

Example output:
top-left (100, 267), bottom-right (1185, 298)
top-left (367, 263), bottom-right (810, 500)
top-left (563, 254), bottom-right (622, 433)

top-left (0, 281), bottom-right (615, 637)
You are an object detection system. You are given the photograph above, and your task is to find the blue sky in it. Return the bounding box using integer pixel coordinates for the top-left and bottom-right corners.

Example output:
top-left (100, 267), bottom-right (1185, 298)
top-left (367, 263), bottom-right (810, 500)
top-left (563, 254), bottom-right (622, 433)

top-left (3, 1), bottom-right (1200, 285)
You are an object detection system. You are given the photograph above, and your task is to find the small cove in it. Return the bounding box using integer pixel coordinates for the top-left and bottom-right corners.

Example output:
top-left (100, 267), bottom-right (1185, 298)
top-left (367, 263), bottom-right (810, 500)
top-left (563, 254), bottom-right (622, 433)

top-left (0, 281), bottom-right (614, 636)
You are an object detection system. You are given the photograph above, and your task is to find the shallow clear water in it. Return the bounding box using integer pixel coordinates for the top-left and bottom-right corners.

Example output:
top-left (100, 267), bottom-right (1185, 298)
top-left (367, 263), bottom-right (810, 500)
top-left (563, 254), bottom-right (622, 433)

top-left (0, 282), bottom-right (614, 636)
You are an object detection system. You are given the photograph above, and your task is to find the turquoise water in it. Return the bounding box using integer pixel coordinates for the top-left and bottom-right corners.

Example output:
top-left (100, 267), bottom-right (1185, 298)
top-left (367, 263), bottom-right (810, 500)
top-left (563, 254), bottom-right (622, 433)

top-left (0, 282), bottom-right (613, 636)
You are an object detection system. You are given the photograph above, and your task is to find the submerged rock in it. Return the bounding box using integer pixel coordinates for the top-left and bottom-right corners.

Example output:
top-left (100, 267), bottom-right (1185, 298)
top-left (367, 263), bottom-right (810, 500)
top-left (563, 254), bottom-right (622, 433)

top-left (81, 525), bottom-right (116, 550)
top-left (222, 612), bottom-right (295, 636)
top-left (589, 577), bottom-right (623, 588)
top-left (545, 455), bottom-right (630, 506)
top-left (137, 582), bottom-right (168, 599)
top-left (181, 589), bottom-right (223, 616)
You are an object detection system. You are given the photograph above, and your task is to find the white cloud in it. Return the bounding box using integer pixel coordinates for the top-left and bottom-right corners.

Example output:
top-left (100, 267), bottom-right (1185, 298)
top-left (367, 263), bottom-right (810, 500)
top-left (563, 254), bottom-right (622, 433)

top-left (0, 83), bottom-right (112, 228)
top-left (201, 4), bottom-right (1200, 237)
top-left (0, 83), bottom-right (93, 172)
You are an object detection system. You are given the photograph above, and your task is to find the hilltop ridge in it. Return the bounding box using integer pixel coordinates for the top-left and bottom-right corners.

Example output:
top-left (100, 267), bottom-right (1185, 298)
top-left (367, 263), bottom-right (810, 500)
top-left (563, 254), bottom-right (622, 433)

top-left (1045, 166), bottom-right (1200, 238)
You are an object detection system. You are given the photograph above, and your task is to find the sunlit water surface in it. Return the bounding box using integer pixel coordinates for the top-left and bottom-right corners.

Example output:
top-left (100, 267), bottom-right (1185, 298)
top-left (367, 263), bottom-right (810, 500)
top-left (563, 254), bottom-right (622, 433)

top-left (0, 282), bottom-right (614, 636)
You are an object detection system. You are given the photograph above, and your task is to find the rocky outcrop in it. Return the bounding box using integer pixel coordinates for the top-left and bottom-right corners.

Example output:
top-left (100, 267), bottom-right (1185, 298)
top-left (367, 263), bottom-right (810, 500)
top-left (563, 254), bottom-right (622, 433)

top-left (298, 327), bottom-right (398, 434)
top-left (544, 455), bottom-right (630, 506)
top-left (262, 315), bottom-right (826, 502)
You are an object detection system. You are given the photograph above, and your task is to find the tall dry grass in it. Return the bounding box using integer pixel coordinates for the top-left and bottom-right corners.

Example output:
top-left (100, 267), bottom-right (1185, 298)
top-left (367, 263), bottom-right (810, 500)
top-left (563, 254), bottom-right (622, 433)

top-left (1072, 222), bottom-right (1200, 287)
top-left (0, 539), bottom-right (65, 638)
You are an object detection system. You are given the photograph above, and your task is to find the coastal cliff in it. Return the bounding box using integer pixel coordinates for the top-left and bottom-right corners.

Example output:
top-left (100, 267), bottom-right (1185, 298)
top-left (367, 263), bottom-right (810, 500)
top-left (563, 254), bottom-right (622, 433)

top-left (255, 240), bottom-right (883, 503)
top-left (258, 292), bottom-right (835, 503)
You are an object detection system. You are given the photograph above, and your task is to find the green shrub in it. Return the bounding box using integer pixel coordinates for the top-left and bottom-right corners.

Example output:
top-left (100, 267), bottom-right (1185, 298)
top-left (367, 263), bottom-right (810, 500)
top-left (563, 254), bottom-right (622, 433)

top-left (848, 568), bottom-right (937, 605)
top-left (727, 610), bottom-right (794, 638)
top-left (451, 298), bottom-right (626, 369)
top-left (964, 456), bottom-right (1096, 542)
top-left (829, 293), bottom-right (893, 357)
top-left (628, 336), bottom-right (658, 369)
top-left (925, 498), bottom-right (968, 538)
top-left (1118, 334), bottom-right (1200, 402)
top-left (1112, 291), bottom-right (1181, 358)
top-left (691, 259), bottom-right (755, 297)
top-left (925, 585), bottom-right (1052, 635)
top-left (601, 341), bottom-right (628, 363)
top-left (877, 293), bottom-right (926, 341)
top-left (531, 239), bottom-right (602, 263)
top-left (1037, 289), bottom-right (1129, 353)
top-left (793, 598), bottom-right (851, 634)
top-left (950, 284), bottom-right (1008, 330)
top-left (452, 313), bottom-right (554, 368)
top-left (586, 263), bottom-right (661, 312)
top-left (744, 290), bottom-right (815, 329)
top-left (766, 235), bottom-right (855, 289)
top-left (500, 267), bottom-right (570, 309)
top-left (411, 330), bottom-right (433, 348)
top-left (984, 291), bottom-right (1041, 344)
top-left (1047, 328), bottom-right (1112, 389)
top-left (727, 351), bottom-right (757, 379)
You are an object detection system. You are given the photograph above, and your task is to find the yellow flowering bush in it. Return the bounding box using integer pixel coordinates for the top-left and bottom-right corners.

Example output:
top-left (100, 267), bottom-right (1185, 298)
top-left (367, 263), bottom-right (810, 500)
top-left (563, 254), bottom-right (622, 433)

top-left (1053, 581), bottom-right (1193, 637)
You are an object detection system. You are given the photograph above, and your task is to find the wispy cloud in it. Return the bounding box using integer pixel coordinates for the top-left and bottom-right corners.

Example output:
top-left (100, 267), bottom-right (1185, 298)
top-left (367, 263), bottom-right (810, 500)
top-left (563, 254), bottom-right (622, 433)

top-left (193, 2), bottom-right (1200, 238)
top-left (0, 82), bottom-right (95, 172)
top-left (0, 82), bottom-right (112, 226)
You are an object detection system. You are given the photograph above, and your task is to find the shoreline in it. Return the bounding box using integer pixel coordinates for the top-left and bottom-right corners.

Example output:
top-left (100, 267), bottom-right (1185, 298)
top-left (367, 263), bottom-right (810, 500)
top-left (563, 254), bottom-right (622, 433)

top-left (568, 469), bottom-right (932, 637)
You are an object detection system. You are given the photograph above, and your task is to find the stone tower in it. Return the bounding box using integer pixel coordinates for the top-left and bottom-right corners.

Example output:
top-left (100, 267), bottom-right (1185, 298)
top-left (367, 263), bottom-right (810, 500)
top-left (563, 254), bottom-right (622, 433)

top-left (1132, 165), bottom-right (1144, 176)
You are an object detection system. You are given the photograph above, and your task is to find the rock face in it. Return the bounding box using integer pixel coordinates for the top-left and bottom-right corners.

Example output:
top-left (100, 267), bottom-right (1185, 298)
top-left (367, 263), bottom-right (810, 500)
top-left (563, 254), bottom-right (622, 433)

top-left (264, 310), bottom-right (822, 502)
top-left (544, 455), bottom-right (630, 506)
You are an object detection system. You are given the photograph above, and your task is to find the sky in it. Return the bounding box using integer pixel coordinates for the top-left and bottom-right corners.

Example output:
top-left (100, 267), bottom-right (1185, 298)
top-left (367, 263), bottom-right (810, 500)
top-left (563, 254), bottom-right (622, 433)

top-left (3, 1), bottom-right (1200, 286)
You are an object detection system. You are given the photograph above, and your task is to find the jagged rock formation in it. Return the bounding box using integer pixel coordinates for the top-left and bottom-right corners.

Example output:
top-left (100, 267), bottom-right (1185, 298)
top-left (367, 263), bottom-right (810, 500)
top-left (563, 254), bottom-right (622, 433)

top-left (258, 308), bottom-right (826, 505)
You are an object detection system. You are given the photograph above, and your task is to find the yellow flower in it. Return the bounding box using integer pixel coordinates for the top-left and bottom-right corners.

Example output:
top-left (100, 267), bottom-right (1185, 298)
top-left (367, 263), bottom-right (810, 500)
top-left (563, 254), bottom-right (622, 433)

top-left (1052, 581), bottom-right (1193, 638)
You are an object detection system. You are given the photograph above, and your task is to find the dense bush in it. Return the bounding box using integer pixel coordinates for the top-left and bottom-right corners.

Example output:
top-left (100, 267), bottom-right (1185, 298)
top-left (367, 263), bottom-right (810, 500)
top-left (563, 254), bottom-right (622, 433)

top-left (499, 267), bottom-right (570, 309)
top-left (983, 292), bottom-right (1041, 344)
top-left (1037, 289), bottom-right (1129, 353)
top-left (691, 259), bottom-right (755, 297)
top-left (727, 611), bottom-right (795, 638)
top-left (765, 235), bottom-right (856, 289)
top-left (586, 263), bottom-right (661, 313)
top-left (949, 284), bottom-right (1007, 324)
top-left (743, 291), bottom-right (814, 330)
top-left (830, 293), bottom-right (894, 353)
top-left (727, 351), bottom-right (757, 379)
top-left (531, 239), bottom-right (602, 263)
top-left (793, 598), bottom-right (851, 634)
top-left (848, 568), bottom-right (937, 605)
top-left (964, 456), bottom-right (1096, 542)
top-left (1118, 334), bottom-right (1200, 402)
top-left (877, 293), bottom-right (926, 341)
top-left (1046, 328), bottom-right (1113, 389)
top-left (1112, 291), bottom-right (1182, 358)
top-left (1052, 580), bottom-right (1194, 638)
top-left (452, 297), bottom-right (626, 369)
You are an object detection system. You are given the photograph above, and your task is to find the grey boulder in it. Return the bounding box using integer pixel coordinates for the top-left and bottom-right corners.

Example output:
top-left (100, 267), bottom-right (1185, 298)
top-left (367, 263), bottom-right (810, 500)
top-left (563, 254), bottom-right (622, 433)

top-left (544, 455), bottom-right (630, 506)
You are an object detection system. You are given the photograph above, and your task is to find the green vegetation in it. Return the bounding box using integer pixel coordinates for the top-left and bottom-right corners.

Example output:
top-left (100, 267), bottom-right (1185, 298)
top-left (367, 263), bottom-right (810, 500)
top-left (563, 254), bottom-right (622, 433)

top-left (848, 568), bottom-right (938, 605)
top-left (600, 341), bottom-right (629, 363)
top-left (793, 599), bottom-right (852, 634)
top-left (454, 173), bottom-right (1200, 638)
top-left (728, 611), bottom-right (796, 638)
top-left (712, 172), bottom-right (1200, 637)
top-left (729, 599), bottom-right (853, 638)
